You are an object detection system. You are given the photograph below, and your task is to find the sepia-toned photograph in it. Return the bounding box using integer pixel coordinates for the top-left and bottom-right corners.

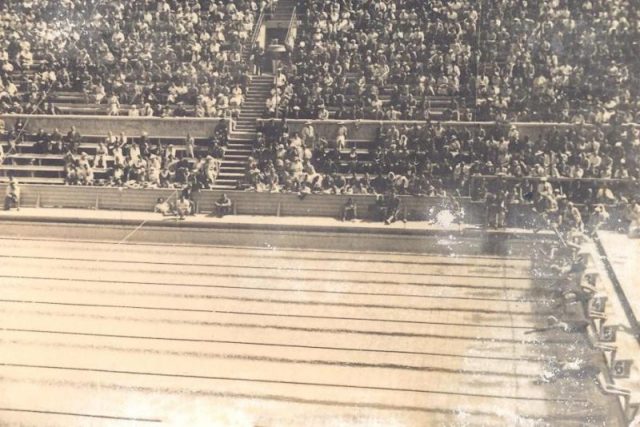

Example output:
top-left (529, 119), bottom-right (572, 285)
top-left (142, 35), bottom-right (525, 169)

top-left (0, 0), bottom-right (639, 425)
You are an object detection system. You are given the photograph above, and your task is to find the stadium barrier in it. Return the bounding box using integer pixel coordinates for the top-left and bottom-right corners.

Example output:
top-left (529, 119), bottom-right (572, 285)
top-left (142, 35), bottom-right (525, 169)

top-left (10, 184), bottom-right (627, 227)
top-left (280, 119), bottom-right (640, 141)
top-left (0, 115), bottom-right (233, 138)
top-left (13, 184), bottom-right (487, 222)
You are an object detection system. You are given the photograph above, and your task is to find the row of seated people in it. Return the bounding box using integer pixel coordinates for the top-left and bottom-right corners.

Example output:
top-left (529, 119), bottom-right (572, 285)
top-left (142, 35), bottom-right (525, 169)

top-left (262, 0), bottom-right (478, 120)
top-left (0, 119), bottom-right (230, 188)
top-left (0, 0), bottom-right (260, 116)
top-left (245, 119), bottom-right (639, 199)
top-left (476, 0), bottom-right (640, 124)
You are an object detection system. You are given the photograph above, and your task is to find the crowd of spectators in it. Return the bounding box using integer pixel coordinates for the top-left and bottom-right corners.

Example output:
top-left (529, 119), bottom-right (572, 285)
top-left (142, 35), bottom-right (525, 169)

top-left (0, 0), bottom-right (261, 117)
top-left (245, 119), bottom-right (639, 199)
top-left (265, 0), bottom-right (478, 120)
top-left (258, 0), bottom-right (640, 126)
top-left (240, 118), bottom-right (639, 229)
top-left (476, 0), bottom-right (640, 124)
top-left (3, 119), bottom-right (229, 189)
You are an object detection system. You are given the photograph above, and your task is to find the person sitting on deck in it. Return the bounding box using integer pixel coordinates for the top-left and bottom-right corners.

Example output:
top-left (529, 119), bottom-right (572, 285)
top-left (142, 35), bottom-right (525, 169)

top-left (214, 193), bottom-right (233, 217)
top-left (174, 195), bottom-right (193, 220)
top-left (4, 178), bottom-right (20, 211)
top-left (341, 197), bottom-right (357, 222)
top-left (384, 192), bottom-right (403, 225)
top-left (154, 197), bottom-right (173, 216)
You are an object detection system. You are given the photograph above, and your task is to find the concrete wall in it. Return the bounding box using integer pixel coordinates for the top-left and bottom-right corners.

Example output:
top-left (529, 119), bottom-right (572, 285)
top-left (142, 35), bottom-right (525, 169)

top-left (281, 119), bottom-right (637, 142)
top-left (14, 184), bottom-right (486, 222)
top-left (12, 184), bottom-right (628, 229)
top-left (0, 115), bottom-right (231, 138)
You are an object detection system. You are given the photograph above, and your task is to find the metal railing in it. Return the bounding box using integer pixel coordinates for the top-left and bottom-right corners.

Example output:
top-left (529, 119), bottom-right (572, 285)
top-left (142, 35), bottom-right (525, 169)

top-left (242, 5), bottom-right (266, 61)
top-left (285, 6), bottom-right (298, 49)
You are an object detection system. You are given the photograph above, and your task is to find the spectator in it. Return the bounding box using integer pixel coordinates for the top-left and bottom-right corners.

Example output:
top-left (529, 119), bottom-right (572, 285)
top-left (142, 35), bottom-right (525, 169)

top-left (174, 195), bottom-right (193, 220)
top-left (384, 192), bottom-right (403, 225)
top-left (154, 197), bottom-right (173, 216)
top-left (4, 177), bottom-right (19, 211)
top-left (341, 197), bottom-right (357, 221)
top-left (214, 193), bottom-right (233, 217)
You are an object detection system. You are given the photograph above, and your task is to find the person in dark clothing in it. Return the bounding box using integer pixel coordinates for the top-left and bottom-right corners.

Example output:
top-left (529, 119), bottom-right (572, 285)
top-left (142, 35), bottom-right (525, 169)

top-left (214, 193), bottom-right (233, 217)
top-left (341, 197), bottom-right (357, 221)
top-left (384, 193), bottom-right (403, 225)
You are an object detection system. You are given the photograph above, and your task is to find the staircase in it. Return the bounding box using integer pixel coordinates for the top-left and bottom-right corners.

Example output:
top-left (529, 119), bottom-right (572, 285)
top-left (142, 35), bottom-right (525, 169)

top-left (213, 1), bottom-right (297, 189)
top-left (214, 75), bottom-right (273, 189)
top-left (270, 0), bottom-right (298, 20)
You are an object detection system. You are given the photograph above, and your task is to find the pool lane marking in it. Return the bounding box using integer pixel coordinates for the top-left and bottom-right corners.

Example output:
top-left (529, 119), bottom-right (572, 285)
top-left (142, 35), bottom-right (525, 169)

top-left (0, 327), bottom-right (549, 362)
top-left (0, 297), bottom-right (552, 318)
top-left (0, 375), bottom-right (592, 422)
top-left (0, 274), bottom-right (547, 303)
top-left (0, 237), bottom-right (534, 268)
top-left (1, 337), bottom-right (537, 379)
top-left (0, 302), bottom-right (535, 329)
top-left (0, 362), bottom-right (585, 404)
top-left (0, 272), bottom-right (535, 292)
top-left (0, 253), bottom-right (542, 280)
top-left (0, 407), bottom-right (161, 423)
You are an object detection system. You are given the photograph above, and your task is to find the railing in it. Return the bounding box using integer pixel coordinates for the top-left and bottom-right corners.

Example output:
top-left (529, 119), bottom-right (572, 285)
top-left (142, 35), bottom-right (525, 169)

top-left (285, 6), bottom-right (298, 49)
top-left (242, 5), bottom-right (265, 61)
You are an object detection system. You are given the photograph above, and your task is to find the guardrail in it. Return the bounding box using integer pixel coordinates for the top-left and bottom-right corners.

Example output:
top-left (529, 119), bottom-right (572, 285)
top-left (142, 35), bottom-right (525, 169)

top-left (285, 6), bottom-right (297, 49)
top-left (243, 5), bottom-right (265, 61)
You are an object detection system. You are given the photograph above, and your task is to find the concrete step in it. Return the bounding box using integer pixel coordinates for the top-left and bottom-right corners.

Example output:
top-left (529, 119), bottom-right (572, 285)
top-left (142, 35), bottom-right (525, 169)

top-left (227, 143), bottom-right (253, 149)
top-left (214, 177), bottom-right (239, 183)
top-left (220, 160), bottom-right (245, 166)
top-left (219, 172), bottom-right (245, 178)
top-left (229, 135), bottom-right (256, 141)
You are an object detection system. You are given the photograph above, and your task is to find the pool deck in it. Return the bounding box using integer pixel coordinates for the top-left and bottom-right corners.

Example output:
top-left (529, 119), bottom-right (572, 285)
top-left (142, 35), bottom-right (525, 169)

top-left (0, 207), bottom-right (546, 237)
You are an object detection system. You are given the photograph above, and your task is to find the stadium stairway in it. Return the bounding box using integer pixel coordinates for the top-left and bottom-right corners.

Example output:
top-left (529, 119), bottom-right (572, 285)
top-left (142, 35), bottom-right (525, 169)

top-left (270, 0), bottom-right (298, 20)
top-left (216, 75), bottom-right (273, 189)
